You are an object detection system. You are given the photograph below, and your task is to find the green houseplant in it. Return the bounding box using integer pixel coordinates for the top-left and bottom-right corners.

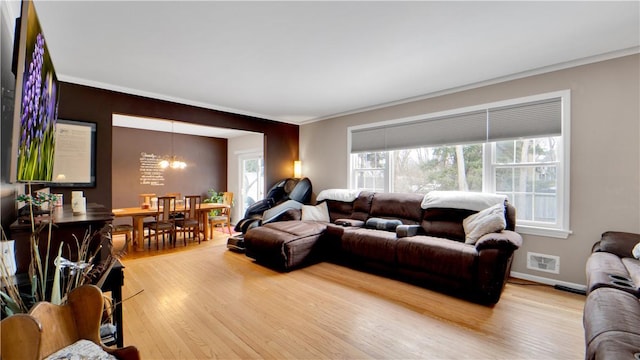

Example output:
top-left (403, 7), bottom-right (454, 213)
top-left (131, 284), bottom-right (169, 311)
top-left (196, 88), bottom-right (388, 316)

top-left (203, 189), bottom-right (225, 216)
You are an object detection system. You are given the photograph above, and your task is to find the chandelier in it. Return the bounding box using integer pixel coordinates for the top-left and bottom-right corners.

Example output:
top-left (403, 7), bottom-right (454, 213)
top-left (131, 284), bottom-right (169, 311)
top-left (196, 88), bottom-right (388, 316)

top-left (159, 155), bottom-right (187, 169)
top-left (158, 121), bottom-right (187, 169)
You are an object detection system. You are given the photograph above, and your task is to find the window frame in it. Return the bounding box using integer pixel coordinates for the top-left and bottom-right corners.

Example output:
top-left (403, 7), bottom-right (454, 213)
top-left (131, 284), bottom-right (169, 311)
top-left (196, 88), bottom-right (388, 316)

top-left (351, 152), bottom-right (389, 192)
top-left (347, 90), bottom-right (571, 239)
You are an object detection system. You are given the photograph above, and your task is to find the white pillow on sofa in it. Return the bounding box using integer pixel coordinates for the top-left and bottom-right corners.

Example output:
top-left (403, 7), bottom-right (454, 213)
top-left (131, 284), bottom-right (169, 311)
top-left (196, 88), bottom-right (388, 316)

top-left (633, 242), bottom-right (640, 260)
top-left (463, 203), bottom-right (506, 245)
top-left (301, 201), bottom-right (330, 222)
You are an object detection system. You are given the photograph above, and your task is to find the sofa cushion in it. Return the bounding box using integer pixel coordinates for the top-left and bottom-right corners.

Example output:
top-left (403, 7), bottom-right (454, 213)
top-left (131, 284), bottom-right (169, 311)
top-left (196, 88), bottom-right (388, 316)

top-left (301, 202), bottom-right (330, 222)
top-left (622, 257), bottom-right (640, 292)
top-left (585, 331), bottom-right (640, 360)
top-left (365, 218), bottom-right (403, 232)
top-left (600, 231), bottom-right (640, 258)
top-left (326, 199), bottom-right (356, 222)
top-left (586, 252), bottom-right (639, 296)
top-left (340, 228), bottom-right (398, 264)
top-left (263, 220), bottom-right (327, 238)
top-left (351, 191), bottom-right (375, 221)
top-left (244, 221), bottom-right (328, 269)
top-left (369, 192), bottom-right (423, 224)
top-left (396, 236), bottom-right (477, 281)
top-left (583, 287), bottom-right (640, 346)
top-left (421, 208), bottom-right (475, 241)
top-left (245, 221), bottom-right (327, 251)
top-left (463, 203), bottom-right (506, 245)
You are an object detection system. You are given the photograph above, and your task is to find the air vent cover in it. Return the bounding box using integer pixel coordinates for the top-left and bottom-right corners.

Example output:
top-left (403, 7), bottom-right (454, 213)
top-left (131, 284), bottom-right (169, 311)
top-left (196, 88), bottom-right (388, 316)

top-left (527, 252), bottom-right (560, 274)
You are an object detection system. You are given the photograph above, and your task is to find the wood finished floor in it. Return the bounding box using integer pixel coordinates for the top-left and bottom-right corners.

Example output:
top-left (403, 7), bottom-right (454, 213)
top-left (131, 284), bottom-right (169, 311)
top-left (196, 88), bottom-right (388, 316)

top-left (114, 233), bottom-right (586, 359)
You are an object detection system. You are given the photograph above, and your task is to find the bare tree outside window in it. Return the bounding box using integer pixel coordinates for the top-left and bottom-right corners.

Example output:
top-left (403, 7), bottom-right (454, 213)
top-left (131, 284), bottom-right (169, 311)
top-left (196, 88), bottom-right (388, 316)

top-left (390, 144), bottom-right (482, 194)
top-left (352, 136), bottom-right (559, 225)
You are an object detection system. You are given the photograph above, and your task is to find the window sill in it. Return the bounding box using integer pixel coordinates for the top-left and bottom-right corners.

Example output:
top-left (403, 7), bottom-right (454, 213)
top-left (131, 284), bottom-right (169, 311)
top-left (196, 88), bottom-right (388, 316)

top-left (515, 225), bottom-right (572, 239)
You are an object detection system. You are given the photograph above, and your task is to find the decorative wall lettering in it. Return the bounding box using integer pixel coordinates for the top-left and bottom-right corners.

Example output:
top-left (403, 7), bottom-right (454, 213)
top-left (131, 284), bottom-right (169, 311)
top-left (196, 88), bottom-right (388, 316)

top-left (139, 152), bottom-right (165, 186)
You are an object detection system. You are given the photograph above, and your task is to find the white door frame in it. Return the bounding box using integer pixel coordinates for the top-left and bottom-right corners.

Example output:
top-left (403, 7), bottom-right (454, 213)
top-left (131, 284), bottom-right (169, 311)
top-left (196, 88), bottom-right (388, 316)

top-left (238, 151), bottom-right (264, 217)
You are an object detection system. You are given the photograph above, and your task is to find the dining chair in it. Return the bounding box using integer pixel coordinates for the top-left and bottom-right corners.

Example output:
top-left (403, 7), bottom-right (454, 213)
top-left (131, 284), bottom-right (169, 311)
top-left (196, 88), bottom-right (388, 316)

top-left (164, 192), bottom-right (181, 198)
top-left (144, 196), bottom-right (176, 249)
top-left (165, 192), bottom-right (184, 221)
top-left (111, 223), bottom-right (134, 252)
top-left (209, 192), bottom-right (233, 237)
top-left (175, 195), bottom-right (202, 245)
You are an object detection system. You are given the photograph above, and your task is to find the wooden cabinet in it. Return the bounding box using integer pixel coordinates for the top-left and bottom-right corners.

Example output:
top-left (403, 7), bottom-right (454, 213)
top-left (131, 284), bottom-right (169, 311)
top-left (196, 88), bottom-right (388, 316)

top-left (8, 204), bottom-right (113, 273)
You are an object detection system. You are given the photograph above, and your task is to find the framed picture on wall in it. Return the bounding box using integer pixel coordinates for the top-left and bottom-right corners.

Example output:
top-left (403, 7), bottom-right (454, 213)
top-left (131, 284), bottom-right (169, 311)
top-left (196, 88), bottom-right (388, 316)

top-left (49, 119), bottom-right (97, 187)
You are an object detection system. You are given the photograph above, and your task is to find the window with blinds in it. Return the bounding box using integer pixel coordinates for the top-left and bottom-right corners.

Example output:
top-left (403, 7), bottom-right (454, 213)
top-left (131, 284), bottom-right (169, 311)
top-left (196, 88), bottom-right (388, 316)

top-left (351, 97), bottom-right (562, 153)
top-left (348, 91), bottom-right (571, 238)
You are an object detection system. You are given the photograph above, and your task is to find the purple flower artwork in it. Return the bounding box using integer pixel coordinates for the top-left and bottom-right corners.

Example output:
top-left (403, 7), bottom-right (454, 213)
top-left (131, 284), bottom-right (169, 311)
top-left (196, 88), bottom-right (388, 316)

top-left (16, 1), bottom-right (59, 182)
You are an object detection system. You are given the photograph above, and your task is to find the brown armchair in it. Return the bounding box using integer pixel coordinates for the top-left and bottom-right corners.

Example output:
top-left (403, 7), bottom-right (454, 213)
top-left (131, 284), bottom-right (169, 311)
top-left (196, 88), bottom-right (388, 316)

top-left (1, 284), bottom-right (139, 360)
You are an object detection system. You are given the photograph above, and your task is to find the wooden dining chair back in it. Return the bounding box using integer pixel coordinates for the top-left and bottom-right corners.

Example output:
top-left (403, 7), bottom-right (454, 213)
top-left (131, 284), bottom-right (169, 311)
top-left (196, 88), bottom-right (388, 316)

top-left (145, 196), bottom-right (176, 249)
top-left (176, 195), bottom-right (202, 245)
top-left (164, 193), bottom-right (183, 208)
top-left (0, 285), bottom-right (140, 360)
top-left (209, 192), bottom-right (233, 237)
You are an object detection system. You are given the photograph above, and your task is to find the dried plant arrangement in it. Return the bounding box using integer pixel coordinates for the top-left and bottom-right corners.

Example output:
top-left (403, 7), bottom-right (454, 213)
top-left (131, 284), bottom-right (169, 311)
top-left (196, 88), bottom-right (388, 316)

top-left (1, 185), bottom-right (127, 317)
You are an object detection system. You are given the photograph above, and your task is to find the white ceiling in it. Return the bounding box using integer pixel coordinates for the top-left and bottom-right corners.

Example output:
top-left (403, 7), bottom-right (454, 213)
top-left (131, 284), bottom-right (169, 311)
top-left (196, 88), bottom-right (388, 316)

top-left (20, 1), bottom-right (640, 129)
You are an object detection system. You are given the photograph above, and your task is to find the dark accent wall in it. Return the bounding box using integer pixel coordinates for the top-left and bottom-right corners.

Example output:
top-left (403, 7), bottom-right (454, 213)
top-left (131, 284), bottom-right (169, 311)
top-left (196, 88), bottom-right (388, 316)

top-left (52, 82), bottom-right (299, 209)
top-left (111, 127), bottom-right (227, 208)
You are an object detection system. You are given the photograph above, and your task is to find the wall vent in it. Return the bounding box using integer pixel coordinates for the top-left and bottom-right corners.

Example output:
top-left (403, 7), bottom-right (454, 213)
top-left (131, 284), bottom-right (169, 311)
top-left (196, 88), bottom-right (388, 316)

top-left (527, 252), bottom-right (560, 274)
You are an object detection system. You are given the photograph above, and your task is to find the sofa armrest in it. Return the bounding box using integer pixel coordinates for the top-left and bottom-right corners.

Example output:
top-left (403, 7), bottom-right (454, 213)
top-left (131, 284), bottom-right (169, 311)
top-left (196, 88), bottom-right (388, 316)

top-left (598, 231), bottom-right (640, 258)
top-left (396, 225), bottom-right (421, 238)
top-left (475, 230), bottom-right (522, 251)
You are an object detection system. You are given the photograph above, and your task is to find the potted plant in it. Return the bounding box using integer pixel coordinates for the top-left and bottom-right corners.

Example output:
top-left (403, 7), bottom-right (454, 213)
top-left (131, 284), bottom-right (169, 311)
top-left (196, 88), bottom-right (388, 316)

top-left (203, 189), bottom-right (225, 216)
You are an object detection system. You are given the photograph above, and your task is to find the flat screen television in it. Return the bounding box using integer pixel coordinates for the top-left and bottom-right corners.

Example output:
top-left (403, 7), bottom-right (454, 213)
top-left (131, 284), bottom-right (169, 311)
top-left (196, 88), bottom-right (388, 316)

top-left (10, 0), bottom-right (61, 184)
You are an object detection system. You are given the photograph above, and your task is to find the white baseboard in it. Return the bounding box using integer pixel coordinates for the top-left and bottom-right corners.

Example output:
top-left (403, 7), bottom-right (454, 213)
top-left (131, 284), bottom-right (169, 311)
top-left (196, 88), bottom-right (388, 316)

top-left (510, 271), bottom-right (587, 291)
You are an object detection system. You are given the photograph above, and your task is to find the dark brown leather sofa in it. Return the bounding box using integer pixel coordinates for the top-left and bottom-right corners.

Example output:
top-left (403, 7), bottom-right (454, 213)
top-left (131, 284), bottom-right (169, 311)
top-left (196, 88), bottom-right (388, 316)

top-left (243, 190), bottom-right (522, 304)
top-left (584, 231), bottom-right (640, 360)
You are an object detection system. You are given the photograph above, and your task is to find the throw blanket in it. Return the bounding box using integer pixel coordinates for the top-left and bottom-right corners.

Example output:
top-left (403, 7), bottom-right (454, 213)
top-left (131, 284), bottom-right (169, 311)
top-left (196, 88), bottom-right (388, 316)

top-left (316, 189), bottom-right (361, 202)
top-left (421, 191), bottom-right (507, 211)
top-left (44, 339), bottom-right (116, 360)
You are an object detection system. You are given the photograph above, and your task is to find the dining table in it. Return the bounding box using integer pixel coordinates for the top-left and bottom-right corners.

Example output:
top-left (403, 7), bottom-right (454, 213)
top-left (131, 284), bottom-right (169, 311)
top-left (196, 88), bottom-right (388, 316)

top-left (111, 202), bottom-right (230, 251)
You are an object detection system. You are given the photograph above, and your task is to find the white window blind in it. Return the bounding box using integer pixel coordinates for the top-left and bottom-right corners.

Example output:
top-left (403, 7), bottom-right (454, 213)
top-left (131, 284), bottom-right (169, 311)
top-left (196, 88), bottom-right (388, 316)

top-left (351, 97), bottom-right (562, 153)
top-left (488, 98), bottom-right (562, 141)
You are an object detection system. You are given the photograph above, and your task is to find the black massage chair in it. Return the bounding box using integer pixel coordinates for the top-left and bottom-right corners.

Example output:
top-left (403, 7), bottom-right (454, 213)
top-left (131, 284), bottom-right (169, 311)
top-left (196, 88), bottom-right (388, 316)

top-left (233, 177), bottom-right (313, 234)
